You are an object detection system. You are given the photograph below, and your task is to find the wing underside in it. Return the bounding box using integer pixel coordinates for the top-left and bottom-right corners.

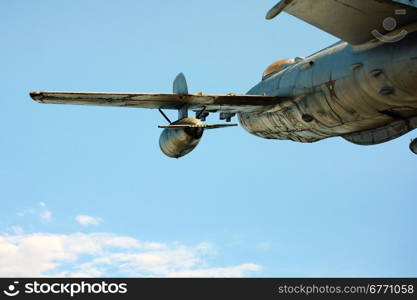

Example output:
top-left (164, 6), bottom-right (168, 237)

top-left (30, 91), bottom-right (287, 114)
top-left (267, 0), bottom-right (417, 45)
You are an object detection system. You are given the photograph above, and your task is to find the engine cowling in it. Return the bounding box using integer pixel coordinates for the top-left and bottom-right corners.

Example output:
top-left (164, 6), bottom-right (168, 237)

top-left (159, 118), bottom-right (204, 158)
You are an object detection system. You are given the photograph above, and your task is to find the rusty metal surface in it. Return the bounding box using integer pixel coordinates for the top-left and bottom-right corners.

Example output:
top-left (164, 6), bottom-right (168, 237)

top-left (30, 91), bottom-right (286, 114)
top-left (343, 115), bottom-right (417, 145)
top-left (267, 0), bottom-right (417, 45)
top-left (239, 32), bottom-right (417, 143)
top-left (159, 118), bottom-right (204, 158)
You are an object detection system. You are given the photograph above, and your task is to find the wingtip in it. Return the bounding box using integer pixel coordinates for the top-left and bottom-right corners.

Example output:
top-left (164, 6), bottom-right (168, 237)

top-left (265, 11), bottom-right (275, 20)
top-left (29, 91), bottom-right (43, 101)
top-left (265, 1), bottom-right (288, 20)
top-left (265, 8), bottom-right (279, 20)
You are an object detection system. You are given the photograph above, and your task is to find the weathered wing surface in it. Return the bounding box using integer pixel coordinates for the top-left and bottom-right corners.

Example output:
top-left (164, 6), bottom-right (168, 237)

top-left (30, 91), bottom-right (287, 114)
top-left (266, 0), bottom-right (417, 45)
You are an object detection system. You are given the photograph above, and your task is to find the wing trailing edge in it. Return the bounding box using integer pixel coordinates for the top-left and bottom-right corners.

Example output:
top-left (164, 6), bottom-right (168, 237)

top-left (30, 91), bottom-right (289, 114)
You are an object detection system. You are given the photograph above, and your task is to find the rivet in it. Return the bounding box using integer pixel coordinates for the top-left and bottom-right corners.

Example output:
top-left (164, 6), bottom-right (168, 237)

top-left (299, 61), bottom-right (314, 71)
top-left (379, 87), bottom-right (394, 95)
top-left (351, 63), bottom-right (363, 71)
top-left (302, 114), bottom-right (315, 122)
top-left (370, 69), bottom-right (383, 77)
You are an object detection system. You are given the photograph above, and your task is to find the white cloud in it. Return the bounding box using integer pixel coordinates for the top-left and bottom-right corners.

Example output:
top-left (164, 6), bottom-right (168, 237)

top-left (10, 226), bottom-right (24, 235)
top-left (0, 232), bottom-right (262, 277)
top-left (75, 215), bottom-right (102, 227)
top-left (18, 202), bottom-right (52, 223)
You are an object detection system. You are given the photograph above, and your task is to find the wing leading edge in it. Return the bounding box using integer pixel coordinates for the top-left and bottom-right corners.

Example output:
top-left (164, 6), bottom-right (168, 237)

top-left (266, 0), bottom-right (417, 45)
top-left (30, 91), bottom-right (288, 114)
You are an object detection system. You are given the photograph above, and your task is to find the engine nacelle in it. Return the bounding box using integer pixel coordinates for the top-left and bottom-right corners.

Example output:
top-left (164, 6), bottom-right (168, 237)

top-left (159, 118), bottom-right (204, 158)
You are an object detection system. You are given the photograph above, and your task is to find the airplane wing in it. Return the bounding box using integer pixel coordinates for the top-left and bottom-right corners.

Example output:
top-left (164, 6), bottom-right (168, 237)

top-left (30, 91), bottom-right (286, 114)
top-left (266, 0), bottom-right (417, 45)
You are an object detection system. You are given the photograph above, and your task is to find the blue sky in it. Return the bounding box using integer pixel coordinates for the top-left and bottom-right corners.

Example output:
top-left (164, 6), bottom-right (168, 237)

top-left (0, 0), bottom-right (416, 277)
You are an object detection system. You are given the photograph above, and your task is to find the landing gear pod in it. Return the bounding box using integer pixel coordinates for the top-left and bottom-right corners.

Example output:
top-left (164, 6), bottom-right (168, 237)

top-left (410, 138), bottom-right (417, 155)
top-left (159, 118), bottom-right (204, 158)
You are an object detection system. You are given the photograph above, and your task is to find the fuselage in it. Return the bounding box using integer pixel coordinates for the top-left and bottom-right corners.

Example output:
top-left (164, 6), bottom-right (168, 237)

top-left (239, 31), bottom-right (417, 145)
